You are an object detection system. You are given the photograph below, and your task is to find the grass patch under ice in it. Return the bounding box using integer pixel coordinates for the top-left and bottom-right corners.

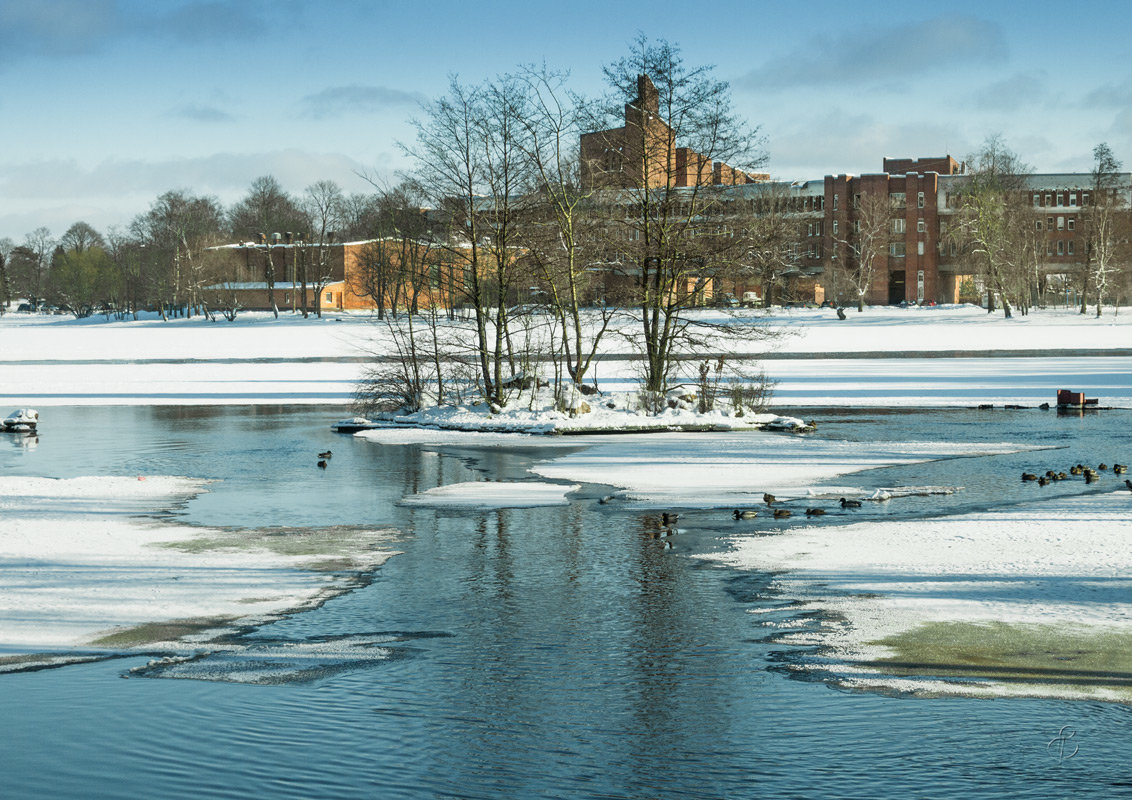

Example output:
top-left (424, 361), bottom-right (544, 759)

top-left (864, 621), bottom-right (1132, 698)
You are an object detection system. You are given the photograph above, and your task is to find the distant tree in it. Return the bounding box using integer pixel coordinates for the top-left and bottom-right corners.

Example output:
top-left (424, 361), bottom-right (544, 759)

top-left (58, 221), bottom-right (105, 254)
top-left (0, 249), bottom-right (9, 313)
top-left (15, 227), bottom-right (54, 306)
top-left (49, 242), bottom-right (118, 317)
top-left (948, 135), bottom-right (1034, 317)
top-left (130, 190), bottom-right (224, 319)
top-left (227, 175), bottom-right (307, 241)
top-left (733, 186), bottom-right (800, 308)
top-left (841, 193), bottom-right (890, 312)
top-left (302, 179), bottom-right (346, 318)
top-left (1082, 142), bottom-right (1128, 316)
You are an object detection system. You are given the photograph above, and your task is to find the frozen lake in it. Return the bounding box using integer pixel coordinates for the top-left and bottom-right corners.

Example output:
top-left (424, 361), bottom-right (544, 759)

top-left (3, 405), bottom-right (1132, 798)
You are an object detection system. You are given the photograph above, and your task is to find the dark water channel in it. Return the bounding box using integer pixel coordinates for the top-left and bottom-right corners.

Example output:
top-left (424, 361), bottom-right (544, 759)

top-left (3, 406), bottom-right (1132, 799)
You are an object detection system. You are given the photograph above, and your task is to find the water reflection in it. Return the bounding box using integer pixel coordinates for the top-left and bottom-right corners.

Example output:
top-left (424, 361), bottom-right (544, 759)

top-left (4, 406), bottom-right (1132, 799)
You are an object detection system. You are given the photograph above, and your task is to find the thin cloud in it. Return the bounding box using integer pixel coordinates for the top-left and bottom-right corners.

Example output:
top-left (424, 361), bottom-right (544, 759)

top-left (298, 84), bottom-right (426, 119)
top-left (168, 102), bottom-right (237, 123)
top-left (738, 14), bottom-right (1007, 90)
top-left (1085, 81), bottom-right (1132, 108)
top-left (0, 0), bottom-right (274, 68)
top-left (970, 72), bottom-right (1049, 112)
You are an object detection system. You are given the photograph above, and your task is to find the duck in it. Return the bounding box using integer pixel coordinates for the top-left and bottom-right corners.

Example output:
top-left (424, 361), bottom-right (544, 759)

top-left (1086, 472), bottom-right (1098, 484)
top-left (317, 460), bottom-right (328, 469)
top-left (1038, 476), bottom-right (1049, 486)
top-left (598, 495), bottom-right (615, 505)
top-left (318, 450), bottom-right (333, 459)
top-left (839, 498), bottom-right (862, 508)
top-left (1099, 463), bottom-right (1109, 471)
top-left (805, 508), bottom-right (825, 516)
top-left (763, 492), bottom-right (776, 506)
top-left (1124, 478), bottom-right (1132, 491)
top-left (1113, 464), bottom-right (1127, 474)
top-left (1069, 465), bottom-right (1082, 476)
top-left (1021, 473), bottom-right (1038, 481)
top-left (661, 512), bottom-right (680, 526)
top-left (1056, 472), bottom-right (1068, 480)
top-left (773, 508), bottom-right (792, 519)
top-left (733, 509), bottom-right (758, 520)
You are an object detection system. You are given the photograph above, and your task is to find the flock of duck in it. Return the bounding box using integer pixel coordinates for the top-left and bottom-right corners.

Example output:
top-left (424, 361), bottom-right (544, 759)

top-left (1022, 462), bottom-right (1129, 487)
top-left (728, 491), bottom-right (863, 521)
top-left (316, 450), bottom-right (332, 468)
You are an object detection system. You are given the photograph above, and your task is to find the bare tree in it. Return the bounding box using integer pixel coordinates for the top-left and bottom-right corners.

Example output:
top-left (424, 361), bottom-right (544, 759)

top-left (841, 193), bottom-right (890, 312)
top-left (732, 185), bottom-right (801, 308)
top-left (130, 190), bottom-right (224, 319)
top-left (301, 180), bottom-right (346, 318)
top-left (1082, 143), bottom-right (1127, 316)
top-left (947, 136), bottom-right (1034, 318)
top-left (405, 75), bottom-right (535, 407)
top-left (513, 64), bottom-right (613, 392)
top-left (595, 38), bottom-right (767, 398)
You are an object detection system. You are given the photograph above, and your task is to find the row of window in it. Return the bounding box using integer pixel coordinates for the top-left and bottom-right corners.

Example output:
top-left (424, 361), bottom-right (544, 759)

top-left (1033, 191), bottom-right (1087, 208)
top-left (1039, 216), bottom-right (1075, 231)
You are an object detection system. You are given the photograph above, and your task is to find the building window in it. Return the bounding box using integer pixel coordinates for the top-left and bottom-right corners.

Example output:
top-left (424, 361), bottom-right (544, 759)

top-left (1057, 216), bottom-right (1065, 230)
top-left (1046, 242), bottom-right (1053, 256)
top-left (1057, 240), bottom-right (1064, 255)
top-left (917, 219), bottom-right (926, 233)
top-left (1083, 192), bottom-right (1090, 206)
top-left (893, 218), bottom-right (906, 234)
top-left (917, 241), bottom-right (924, 256)
top-left (1033, 194), bottom-right (1041, 207)
top-left (808, 222), bottom-right (814, 237)
top-left (326, 292), bottom-right (333, 302)
top-left (889, 242), bottom-right (906, 257)
top-left (1070, 192), bottom-right (1078, 207)
top-left (917, 191), bottom-right (925, 208)
top-left (1067, 218), bottom-right (1075, 231)
top-left (1056, 192), bottom-right (1064, 207)
top-left (1035, 220), bottom-right (1044, 231)
top-left (1047, 217), bottom-right (1054, 230)
top-left (890, 192), bottom-right (906, 208)
top-left (1068, 241), bottom-right (1075, 255)
top-left (833, 194), bottom-right (838, 210)
top-left (832, 219), bottom-right (838, 236)
top-left (1045, 193), bottom-right (1052, 205)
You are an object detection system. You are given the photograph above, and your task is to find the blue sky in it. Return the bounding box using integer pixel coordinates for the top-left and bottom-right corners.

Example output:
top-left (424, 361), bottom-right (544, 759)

top-left (2, 0), bottom-right (1131, 240)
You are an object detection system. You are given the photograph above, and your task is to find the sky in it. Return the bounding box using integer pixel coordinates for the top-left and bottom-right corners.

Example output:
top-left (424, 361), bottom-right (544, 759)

top-left (2, 0), bottom-right (1131, 241)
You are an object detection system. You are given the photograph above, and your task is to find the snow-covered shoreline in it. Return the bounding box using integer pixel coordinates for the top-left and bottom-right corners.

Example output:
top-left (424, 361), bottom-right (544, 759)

top-left (3, 305), bottom-right (1132, 408)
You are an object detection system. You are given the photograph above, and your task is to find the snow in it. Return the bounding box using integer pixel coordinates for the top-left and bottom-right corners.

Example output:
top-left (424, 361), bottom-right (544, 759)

top-left (529, 432), bottom-right (1028, 507)
top-left (701, 489), bottom-right (1132, 701)
top-left (400, 481), bottom-right (581, 508)
top-left (2, 305), bottom-right (1132, 407)
top-left (0, 475), bottom-right (397, 663)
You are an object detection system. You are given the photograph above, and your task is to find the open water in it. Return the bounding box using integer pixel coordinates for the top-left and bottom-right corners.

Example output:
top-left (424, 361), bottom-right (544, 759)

top-left (2, 405), bottom-right (1132, 799)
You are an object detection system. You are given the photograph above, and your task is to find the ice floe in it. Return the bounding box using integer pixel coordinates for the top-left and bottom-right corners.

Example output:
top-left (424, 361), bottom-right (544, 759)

top-left (0, 475), bottom-right (398, 664)
top-left (400, 481), bottom-right (581, 508)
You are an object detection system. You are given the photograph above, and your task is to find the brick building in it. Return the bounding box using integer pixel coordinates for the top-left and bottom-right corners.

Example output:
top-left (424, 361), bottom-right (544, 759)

top-left (580, 74), bottom-right (767, 190)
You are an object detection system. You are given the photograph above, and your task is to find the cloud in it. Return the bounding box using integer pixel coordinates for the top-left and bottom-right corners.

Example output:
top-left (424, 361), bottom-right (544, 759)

top-left (1084, 81), bottom-right (1132, 108)
top-left (167, 102), bottom-right (237, 123)
top-left (0, 0), bottom-right (118, 62)
top-left (738, 14), bottom-right (1007, 90)
top-left (969, 72), bottom-right (1049, 112)
top-left (298, 84), bottom-right (426, 119)
top-left (0, 148), bottom-right (394, 237)
top-left (0, 0), bottom-right (275, 68)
